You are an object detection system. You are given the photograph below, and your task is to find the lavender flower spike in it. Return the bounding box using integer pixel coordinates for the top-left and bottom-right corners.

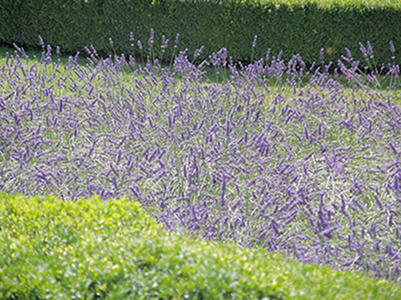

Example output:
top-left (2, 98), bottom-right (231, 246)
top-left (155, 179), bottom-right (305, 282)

top-left (38, 35), bottom-right (45, 48)
top-left (390, 41), bottom-right (395, 55)
top-left (252, 35), bottom-right (258, 48)
top-left (174, 33), bottom-right (180, 48)
top-left (149, 28), bottom-right (154, 48)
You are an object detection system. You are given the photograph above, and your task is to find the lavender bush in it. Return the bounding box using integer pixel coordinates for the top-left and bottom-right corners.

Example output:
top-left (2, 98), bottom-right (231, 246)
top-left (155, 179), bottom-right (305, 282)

top-left (1, 38), bottom-right (401, 284)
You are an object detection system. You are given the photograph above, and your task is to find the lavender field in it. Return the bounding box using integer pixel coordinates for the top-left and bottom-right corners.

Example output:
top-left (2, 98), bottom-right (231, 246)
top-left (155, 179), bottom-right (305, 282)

top-left (1, 38), bottom-right (401, 284)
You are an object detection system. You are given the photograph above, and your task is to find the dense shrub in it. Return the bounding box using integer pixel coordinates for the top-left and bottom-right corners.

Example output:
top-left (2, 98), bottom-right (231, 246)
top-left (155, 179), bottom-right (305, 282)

top-left (0, 193), bottom-right (400, 299)
top-left (0, 0), bottom-right (400, 66)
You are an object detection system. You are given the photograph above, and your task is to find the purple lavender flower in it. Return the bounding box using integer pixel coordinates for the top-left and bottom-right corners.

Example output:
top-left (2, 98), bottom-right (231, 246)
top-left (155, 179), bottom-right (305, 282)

top-left (4, 35), bottom-right (401, 284)
top-left (252, 35), bottom-right (258, 48)
top-left (390, 41), bottom-right (396, 60)
top-left (149, 28), bottom-right (154, 48)
top-left (161, 35), bottom-right (169, 50)
top-left (345, 47), bottom-right (352, 58)
top-left (359, 42), bottom-right (367, 58)
top-left (390, 41), bottom-right (395, 53)
top-left (46, 45), bottom-right (52, 57)
top-left (174, 33), bottom-right (180, 48)
top-left (38, 35), bottom-right (45, 48)
top-left (194, 46), bottom-right (204, 58)
top-left (367, 41), bottom-right (373, 58)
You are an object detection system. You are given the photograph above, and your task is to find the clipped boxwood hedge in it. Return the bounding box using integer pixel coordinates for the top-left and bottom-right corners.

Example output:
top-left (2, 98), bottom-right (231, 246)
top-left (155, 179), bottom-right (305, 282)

top-left (0, 0), bottom-right (400, 67)
top-left (0, 193), bottom-right (400, 299)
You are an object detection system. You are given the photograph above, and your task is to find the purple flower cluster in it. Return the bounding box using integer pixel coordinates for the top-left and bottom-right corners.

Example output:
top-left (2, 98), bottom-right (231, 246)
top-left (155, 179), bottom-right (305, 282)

top-left (1, 41), bottom-right (401, 283)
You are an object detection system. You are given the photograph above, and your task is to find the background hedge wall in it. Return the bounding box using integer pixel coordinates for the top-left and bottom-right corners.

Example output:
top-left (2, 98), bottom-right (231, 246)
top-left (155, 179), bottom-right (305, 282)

top-left (0, 0), bottom-right (400, 67)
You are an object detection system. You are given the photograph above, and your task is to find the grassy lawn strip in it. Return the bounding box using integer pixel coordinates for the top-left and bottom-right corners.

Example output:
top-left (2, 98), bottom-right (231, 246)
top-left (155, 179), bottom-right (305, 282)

top-left (0, 193), bottom-right (399, 299)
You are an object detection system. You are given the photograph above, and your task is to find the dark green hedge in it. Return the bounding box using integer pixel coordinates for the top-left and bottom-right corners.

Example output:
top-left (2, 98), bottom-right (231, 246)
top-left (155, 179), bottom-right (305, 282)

top-left (0, 0), bottom-right (400, 67)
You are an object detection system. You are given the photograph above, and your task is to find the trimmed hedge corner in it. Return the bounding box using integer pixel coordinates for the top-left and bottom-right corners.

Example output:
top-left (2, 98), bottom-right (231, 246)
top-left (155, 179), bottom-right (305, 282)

top-left (0, 193), bottom-right (400, 299)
